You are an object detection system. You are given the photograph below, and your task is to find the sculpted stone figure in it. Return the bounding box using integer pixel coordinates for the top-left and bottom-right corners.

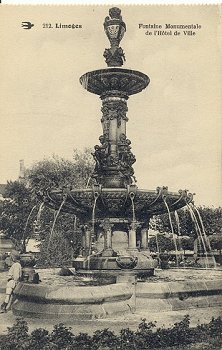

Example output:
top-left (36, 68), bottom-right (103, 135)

top-left (103, 47), bottom-right (126, 67)
top-left (99, 135), bottom-right (109, 153)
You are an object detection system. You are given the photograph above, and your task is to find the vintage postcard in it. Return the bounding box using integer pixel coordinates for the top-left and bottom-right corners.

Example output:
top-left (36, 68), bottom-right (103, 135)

top-left (0, 4), bottom-right (221, 349)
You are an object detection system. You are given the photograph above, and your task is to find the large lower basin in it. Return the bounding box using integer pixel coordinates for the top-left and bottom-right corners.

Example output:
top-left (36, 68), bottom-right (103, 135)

top-left (11, 275), bottom-right (222, 321)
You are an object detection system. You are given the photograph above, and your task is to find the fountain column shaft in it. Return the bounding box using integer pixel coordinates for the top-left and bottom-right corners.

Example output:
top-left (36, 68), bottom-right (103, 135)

top-left (82, 233), bottom-right (86, 255)
top-left (106, 229), bottom-right (112, 249)
top-left (128, 229), bottom-right (137, 249)
top-left (93, 97), bottom-right (135, 188)
top-left (117, 119), bottom-right (126, 138)
top-left (81, 226), bottom-right (91, 255)
top-left (109, 119), bottom-right (118, 156)
top-left (100, 219), bottom-right (114, 256)
top-left (128, 222), bottom-right (141, 250)
top-left (141, 228), bottom-right (148, 249)
top-left (85, 229), bottom-right (91, 250)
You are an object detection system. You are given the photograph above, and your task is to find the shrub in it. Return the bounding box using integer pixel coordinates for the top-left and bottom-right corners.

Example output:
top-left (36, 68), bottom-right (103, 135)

top-left (167, 315), bottom-right (193, 346)
top-left (1, 318), bottom-right (30, 350)
top-left (1, 315), bottom-right (222, 349)
top-left (91, 328), bottom-right (120, 349)
top-left (29, 328), bottom-right (51, 350)
top-left (208, 316), bottom-right (222, 337)
top-left (135, 319), bottom-right (157, 349)
top-left (119, 328), bottom-right (138, 349)
top-left (71, 332), bottom-right (92, 350)
top-left (49, 323), bottom-right (74, 349)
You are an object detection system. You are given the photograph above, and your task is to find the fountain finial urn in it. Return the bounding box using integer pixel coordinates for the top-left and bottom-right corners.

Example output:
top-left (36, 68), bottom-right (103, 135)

top-left (103, 7), bottom-right (126, 67)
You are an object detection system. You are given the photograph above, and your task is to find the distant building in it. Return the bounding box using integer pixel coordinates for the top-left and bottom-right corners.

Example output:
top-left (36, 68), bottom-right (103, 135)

top-left (0, 184), bottom-right (6, 201)
top-left (0, 160), bottom-right (25, 201)
top-left (18, 159), bottom-right (25, 183)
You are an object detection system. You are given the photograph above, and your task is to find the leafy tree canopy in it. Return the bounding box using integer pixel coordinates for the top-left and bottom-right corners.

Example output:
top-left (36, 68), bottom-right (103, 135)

top-left (150, 206), bottom-right (222, 239)
top-left (0, 181), bottom-right (35, 246)
top-left (208, 234), bottom-right (222, 253)
top-left (149, 233), bottom-right (175, 253)
top-left (0, 148), bottom-right (94, 261)
top-left (27, 148), bottom-right (94, 193)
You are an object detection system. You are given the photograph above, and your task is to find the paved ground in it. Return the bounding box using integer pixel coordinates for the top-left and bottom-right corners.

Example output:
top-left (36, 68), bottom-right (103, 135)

top-left (0, 268), bottom-right (221, 336)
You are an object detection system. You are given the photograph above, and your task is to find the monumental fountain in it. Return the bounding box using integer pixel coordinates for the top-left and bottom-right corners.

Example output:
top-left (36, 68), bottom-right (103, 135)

top-left (40, 7), bottom-right (193, 277)
top-left (11, 8), bottom-right (222, 321)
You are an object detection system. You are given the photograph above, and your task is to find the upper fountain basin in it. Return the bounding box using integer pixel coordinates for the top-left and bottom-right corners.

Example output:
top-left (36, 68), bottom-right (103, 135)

top-left (80, 68), bottom-right (150, 97)
top-left (42, 186), bottom-right (193, 223)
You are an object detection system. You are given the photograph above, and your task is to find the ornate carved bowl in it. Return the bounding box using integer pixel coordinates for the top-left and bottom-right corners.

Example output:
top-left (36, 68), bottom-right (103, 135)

top-left (42, 186), bottom-right (193, 223)
top-left (116, 256), bottom-right (138, 269)
top-left (80, 68), bottom-right (149, 97)
top-left (20, 253), bottom-right (36, 268)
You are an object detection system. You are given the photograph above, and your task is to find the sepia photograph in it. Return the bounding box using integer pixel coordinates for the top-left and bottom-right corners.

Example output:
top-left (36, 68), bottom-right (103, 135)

top-left (0, 4), bottom-right (221, 349)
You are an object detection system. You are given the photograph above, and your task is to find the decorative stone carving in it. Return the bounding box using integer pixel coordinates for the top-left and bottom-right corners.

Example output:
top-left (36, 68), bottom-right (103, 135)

top-left (91, 97), bottom-right (136, 186)
top-left (100, 219), bottom-right (114, 254)
top-left (101, 100), bottom-right (128, 128)
top-left (116, 256), bottom-right (138, 269)
top-left (117, 133), bottom-right (136, 185)
top-left (100, 218), bottom-right (114, 232)
top-left (80, 68), bottom-right (150, 96)
top-left (103, 47), bottom-right (125, 67)
top-left (103, 8), bottom-right (126, 67)
top-left (42, 185), bottom-right (194, 222)
top-left (129, 221), bottom-right (141, 232)
top-left (118, 134), bottom-right (135, 164)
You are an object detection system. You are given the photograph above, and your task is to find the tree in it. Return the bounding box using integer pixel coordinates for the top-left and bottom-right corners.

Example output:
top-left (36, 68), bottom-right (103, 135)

top-left (0, 181), bottom-right (36, 251)
top-left (27, 148), bottom-right (94, 193)
top-left (149, 233), bottom-right (174, 253)
top-left (150, 206), bottom-right (222, 239)
top-left (149, 211), bottom-right (196, 237)
top-left (196, 207), bottom-right (222, 235)
top-left (26, 148), bottom-right (94, 266)
top-left (34, 205), bottom-right (82, 266)
top-left (208, 234), bottom-right (222, 254)
top-left (178, 236), bottom-right (194, 254)
top-left (0, 148), bottom-right (95, 264)
top-left (37, 230), bottom-right (74, 267)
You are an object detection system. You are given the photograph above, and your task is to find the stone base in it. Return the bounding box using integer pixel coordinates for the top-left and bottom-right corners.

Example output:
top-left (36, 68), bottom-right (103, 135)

top-left (135, 279), bottom-right (222, 312)
top-left (116, 272), bottom-right (137, 283)
top-left (72, 251), bottom-right (156, 274)
top-left (12, 299), bottom-right (131, 320)
top-left (11, 278), bottom-right (222, 322)
top-left (12, 283), bottom-right (132, 321)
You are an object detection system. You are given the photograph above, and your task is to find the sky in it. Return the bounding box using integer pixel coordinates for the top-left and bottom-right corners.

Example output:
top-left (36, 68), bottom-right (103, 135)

top-left (0, 5), bottom-right (221, 207)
